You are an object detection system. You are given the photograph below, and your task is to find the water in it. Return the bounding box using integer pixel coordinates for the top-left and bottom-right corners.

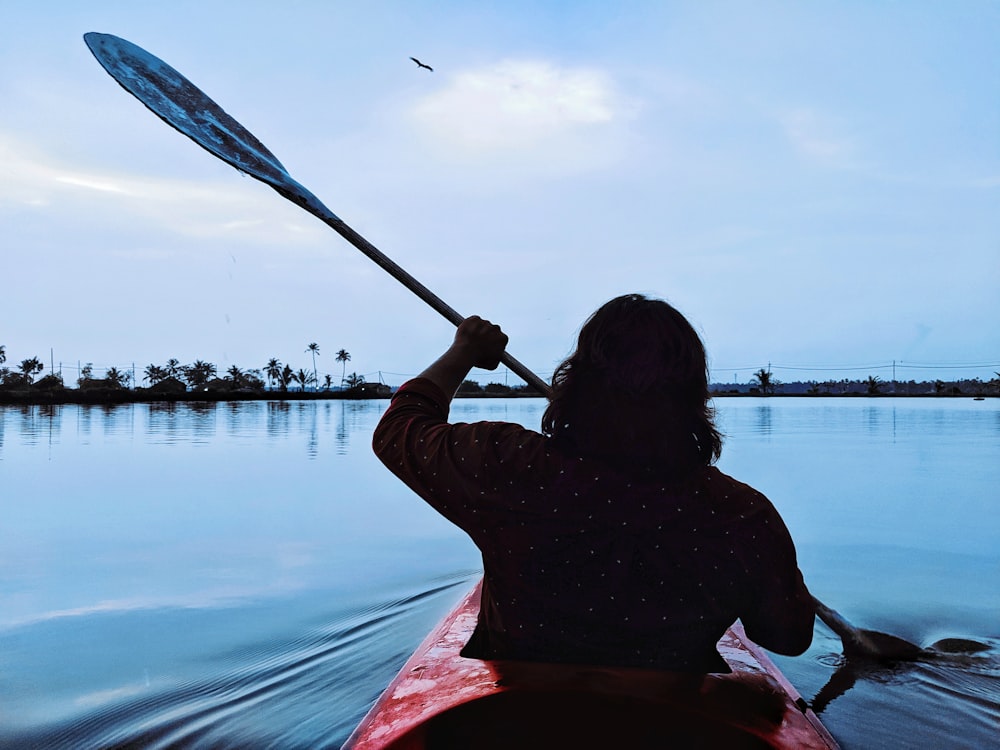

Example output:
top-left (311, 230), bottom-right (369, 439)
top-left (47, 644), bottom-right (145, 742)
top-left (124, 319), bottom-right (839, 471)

top-left (0, 397), bottom-right (997, 749)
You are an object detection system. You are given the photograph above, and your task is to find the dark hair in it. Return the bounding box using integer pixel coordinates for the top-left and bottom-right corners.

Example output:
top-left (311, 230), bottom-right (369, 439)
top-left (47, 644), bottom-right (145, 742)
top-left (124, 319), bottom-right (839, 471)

top-left (541, 294), bottom-right (722, 478)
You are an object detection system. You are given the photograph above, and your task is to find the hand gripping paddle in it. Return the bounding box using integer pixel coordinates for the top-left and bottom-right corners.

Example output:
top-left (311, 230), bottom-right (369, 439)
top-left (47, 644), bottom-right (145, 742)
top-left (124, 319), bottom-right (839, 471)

top-left (83, 32), bottom-right (551, 396)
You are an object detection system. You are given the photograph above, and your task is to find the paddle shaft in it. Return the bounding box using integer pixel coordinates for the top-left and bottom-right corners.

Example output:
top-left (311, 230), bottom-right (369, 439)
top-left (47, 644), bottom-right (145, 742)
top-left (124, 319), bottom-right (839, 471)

top-left (307, 199), bottom-right (551, 396)
top-left (266, 178), bottom-right (548, 394)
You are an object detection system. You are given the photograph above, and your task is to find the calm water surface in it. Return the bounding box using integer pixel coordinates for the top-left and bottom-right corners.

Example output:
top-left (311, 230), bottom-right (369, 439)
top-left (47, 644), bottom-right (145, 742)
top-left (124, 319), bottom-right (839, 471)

top-left (1, 397), bottom-right (997, 749)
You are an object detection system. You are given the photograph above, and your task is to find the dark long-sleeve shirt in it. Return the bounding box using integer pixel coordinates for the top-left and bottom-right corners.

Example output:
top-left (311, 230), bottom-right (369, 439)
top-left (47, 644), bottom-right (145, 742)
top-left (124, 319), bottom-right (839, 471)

top-left (373, 378), bottom-right (814, 672)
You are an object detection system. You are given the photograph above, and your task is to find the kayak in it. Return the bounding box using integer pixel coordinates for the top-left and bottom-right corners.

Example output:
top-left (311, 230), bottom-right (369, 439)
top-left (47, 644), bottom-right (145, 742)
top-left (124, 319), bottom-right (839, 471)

top-left (342, 580), bottom-right (839, 749)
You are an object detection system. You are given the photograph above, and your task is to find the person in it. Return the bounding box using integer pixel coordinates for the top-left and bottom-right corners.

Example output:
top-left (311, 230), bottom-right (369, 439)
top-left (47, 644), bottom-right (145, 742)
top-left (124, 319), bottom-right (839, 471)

top-left (373, 293), bottom-right (814, 673)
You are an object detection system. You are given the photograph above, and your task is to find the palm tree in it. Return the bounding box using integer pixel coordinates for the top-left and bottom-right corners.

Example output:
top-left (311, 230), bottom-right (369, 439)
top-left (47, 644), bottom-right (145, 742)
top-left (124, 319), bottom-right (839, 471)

top-left (265, 358), bottom-right (282, 388)
top-left (165, 358), bottom-right (182, 379)
top-left (294, 368), bottom-right (315, 392)
top-left (183, 360), bottom-right (217, 388)
top-left (323, 374), bottom-right (333, 391)
top-left (279, 364), bottom-right (295, 392)
top-left (19, 357), bottom-right (44, 385)
top-left (243, 369), bottom-right (265, 390)
top-left (305, 343), bottom-right (320, 392)
top-left (143, 364), bottom-right (168, 385)
top-left (751, 368), bottom-right (776, 395)
top-left (336, 349), bottom-right (351, 386)
top-left (106, 366), bottom-right (129, 388)
top-left (343, 372), bottom-right (366, 389)
top-left (866, 375), bottom-right (883, 395)
top-left (226, 365), bottom-right (245, 387)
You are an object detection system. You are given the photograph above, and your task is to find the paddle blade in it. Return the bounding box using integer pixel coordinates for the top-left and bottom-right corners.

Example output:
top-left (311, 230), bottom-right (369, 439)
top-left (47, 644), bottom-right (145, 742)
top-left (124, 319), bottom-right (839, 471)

top-left (813, 598), bottom-right (923, 662)
top-left (84, 32), bottom-right (291, 190)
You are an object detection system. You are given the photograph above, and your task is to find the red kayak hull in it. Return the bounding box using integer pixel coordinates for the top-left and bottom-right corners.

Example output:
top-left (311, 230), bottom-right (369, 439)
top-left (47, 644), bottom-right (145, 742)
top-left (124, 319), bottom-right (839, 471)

top-left (343, 581), bottom-right (838, 749)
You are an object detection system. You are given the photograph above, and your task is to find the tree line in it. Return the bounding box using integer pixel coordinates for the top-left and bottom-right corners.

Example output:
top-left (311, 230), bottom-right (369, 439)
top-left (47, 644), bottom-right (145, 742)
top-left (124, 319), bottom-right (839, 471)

top-left (0, 343), bottom-right (363, 393)
top-left (732, 368), bottom-right (1000, 396)
top-left (2, 345), bottom-right (997, 397)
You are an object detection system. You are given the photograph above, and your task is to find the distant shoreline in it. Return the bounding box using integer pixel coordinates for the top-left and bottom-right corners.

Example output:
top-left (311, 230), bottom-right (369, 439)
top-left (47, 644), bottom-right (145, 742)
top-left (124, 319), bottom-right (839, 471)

top-left (0, 389), bottom-right (993, 406)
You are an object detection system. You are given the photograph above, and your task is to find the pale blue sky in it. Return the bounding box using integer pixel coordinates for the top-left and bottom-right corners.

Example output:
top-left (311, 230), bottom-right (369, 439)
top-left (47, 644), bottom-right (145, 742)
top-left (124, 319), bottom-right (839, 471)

top-left (2, 1), bottom-right (997, 387)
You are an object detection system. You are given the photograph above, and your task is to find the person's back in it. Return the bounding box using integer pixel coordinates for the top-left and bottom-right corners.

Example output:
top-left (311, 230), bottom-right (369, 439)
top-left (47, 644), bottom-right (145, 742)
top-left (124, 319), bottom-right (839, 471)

top-left (373, 294), bottom-right (814, 672)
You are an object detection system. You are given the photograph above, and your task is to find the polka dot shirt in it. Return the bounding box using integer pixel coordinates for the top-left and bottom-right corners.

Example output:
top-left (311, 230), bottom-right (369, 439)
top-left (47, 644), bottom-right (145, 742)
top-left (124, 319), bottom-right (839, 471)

top-left (373, 378), bottom-right (814, 673)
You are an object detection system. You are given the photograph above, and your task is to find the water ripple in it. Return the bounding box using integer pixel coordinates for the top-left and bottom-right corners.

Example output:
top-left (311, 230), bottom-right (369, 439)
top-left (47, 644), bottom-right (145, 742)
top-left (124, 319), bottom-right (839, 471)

top-left (1, 578), bottom-right (473, 750)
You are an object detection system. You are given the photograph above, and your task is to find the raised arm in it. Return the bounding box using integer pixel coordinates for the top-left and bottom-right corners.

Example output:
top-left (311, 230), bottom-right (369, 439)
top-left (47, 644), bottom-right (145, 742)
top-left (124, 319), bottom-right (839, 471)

top-left (417, 316), bottom-right (509, 401)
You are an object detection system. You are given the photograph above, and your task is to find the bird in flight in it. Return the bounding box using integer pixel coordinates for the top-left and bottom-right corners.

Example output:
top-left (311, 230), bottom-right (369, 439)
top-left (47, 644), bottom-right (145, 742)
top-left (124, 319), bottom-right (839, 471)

top-left (410, 57), bottom-right (433, 71)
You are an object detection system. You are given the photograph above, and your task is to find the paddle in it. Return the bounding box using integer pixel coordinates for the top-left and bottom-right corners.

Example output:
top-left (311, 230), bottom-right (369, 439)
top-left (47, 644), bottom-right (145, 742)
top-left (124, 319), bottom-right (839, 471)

top-left (83, 32), bottom-right (928, 664)
top-left (82, 32), bottom-right (550, 397)
top-left (811, 597), bottom-right (923, 662)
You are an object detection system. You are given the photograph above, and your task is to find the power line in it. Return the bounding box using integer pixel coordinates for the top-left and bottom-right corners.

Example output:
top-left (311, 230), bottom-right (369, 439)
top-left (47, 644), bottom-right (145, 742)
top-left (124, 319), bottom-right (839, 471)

top-left (897, 362), bottom-right (1000, 369)
top-left (715, 361), bottom-right (999, 374)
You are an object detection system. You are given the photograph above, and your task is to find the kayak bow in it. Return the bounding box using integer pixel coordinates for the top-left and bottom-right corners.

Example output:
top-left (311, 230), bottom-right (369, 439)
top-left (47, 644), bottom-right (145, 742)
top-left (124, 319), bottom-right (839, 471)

top-left (343, 580), bottom-right (838, 749)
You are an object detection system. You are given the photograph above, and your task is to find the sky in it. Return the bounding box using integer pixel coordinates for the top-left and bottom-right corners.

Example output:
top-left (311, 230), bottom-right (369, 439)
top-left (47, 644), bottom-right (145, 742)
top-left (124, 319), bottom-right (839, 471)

top-left (2, 1), bottom-right (998, 389)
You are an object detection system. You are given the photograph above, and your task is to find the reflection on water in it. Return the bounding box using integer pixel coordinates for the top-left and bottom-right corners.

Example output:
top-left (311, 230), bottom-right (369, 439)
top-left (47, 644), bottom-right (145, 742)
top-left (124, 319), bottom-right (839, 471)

top-left (266, 400), bottom-right (290, 440)
top-left (0, 401), bottom-right (394, 460)
top-left (755, 404), bottom-right (772, 436)
top-left (0, 397), bottom-right (997, 749)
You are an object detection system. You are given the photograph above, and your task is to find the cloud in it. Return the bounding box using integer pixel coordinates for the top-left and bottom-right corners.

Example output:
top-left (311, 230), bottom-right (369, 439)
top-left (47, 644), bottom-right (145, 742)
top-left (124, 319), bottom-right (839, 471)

top-left (778, 108), bottom-right (859, 168)
top-left (969, 175), bottom-right (1000, 189)
top-left (54, 175), bottom-right (130, 194)
top-left (408, 59), bottom-right (636, 172)
top-left (0, 133), bottom-right (325, 245)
